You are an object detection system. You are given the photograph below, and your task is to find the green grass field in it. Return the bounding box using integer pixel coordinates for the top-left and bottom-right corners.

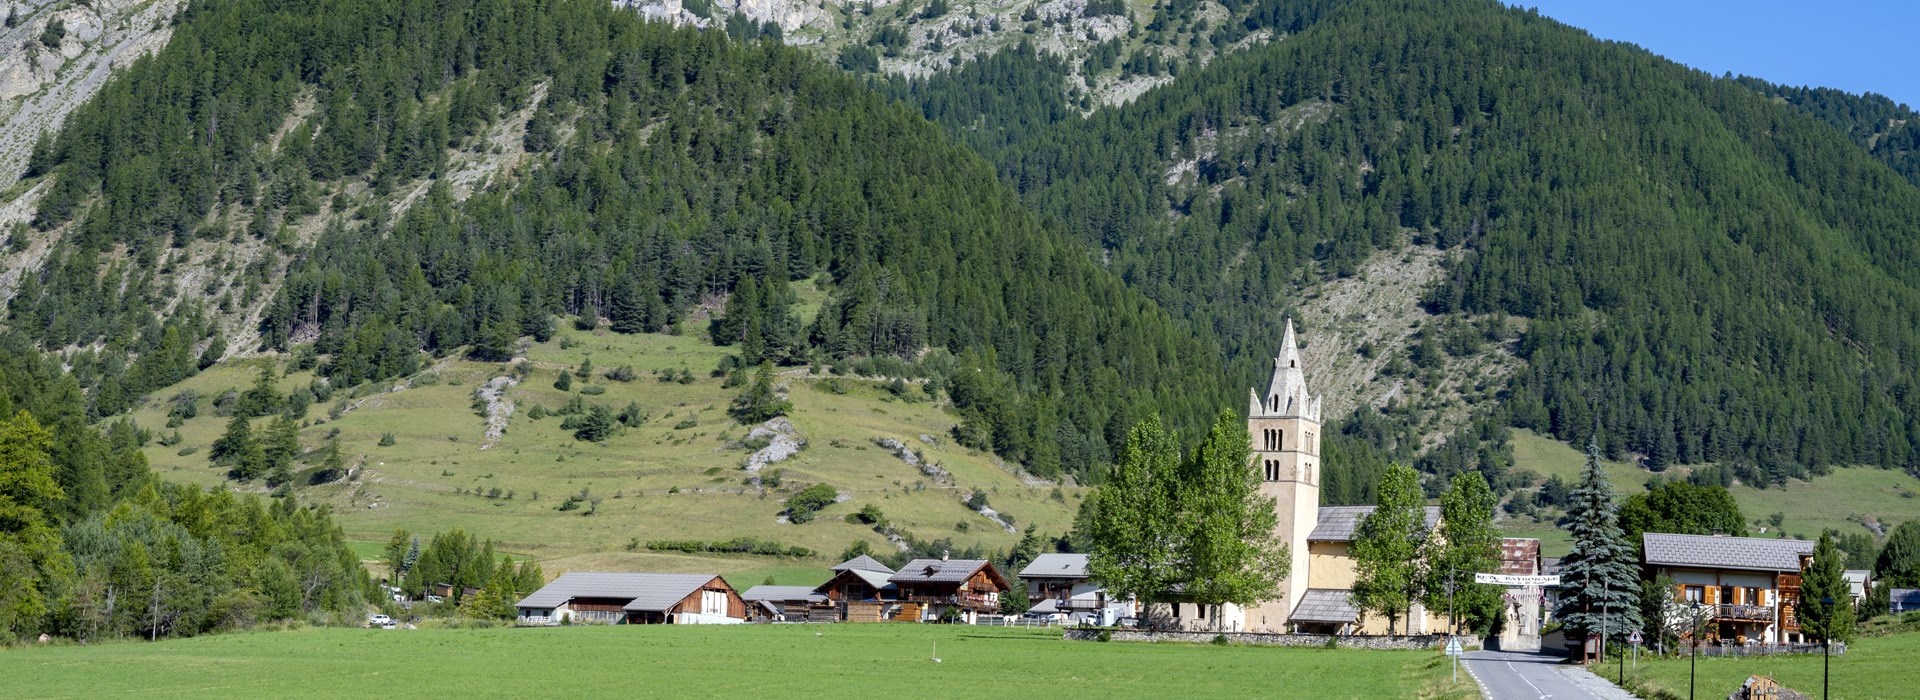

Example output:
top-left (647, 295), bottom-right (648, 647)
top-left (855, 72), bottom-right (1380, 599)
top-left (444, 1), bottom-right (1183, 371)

top-left (1501, 430), bottom-right (1920, 557)
top-left (130, 319), bottom-right (1084, 576)
top-left (1622, 630), bottom-right (1920, 700)
top-left (0, 625), bottom-right (1474, 699)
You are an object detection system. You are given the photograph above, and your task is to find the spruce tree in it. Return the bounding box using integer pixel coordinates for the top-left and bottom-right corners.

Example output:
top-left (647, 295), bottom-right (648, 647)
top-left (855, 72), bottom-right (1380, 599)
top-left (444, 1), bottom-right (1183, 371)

top-left (1352, 463), bottom-right (1425, 633)
top-left (1553, 436), bottom-right (1642, 645)
top-left (609, 277), bottom-right (647, 334)
top-left (1801, 532), bottom-right (1855, 643)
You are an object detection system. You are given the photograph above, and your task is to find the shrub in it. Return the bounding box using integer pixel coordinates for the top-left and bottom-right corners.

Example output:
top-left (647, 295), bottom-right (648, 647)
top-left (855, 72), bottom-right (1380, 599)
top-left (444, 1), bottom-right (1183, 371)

top-left (579, 384), bottom-right (606, 396)
top-left (784, 483), bottom-right (838, 524)
top-left (378, 432), bottom-right (396, 446)
top-left (604, 365), bottom-right (636, 382)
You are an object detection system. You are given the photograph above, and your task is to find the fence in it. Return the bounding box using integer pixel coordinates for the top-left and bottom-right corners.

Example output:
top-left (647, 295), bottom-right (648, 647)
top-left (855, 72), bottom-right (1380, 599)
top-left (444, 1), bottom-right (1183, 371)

top-left (1689, 641), bottom-right (1843, 658)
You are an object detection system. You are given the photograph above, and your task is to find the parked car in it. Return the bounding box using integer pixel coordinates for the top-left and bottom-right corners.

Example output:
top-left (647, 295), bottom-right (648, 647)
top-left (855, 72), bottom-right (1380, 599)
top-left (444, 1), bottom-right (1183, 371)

top-left (391, 593), bottom-right (407, 602)
top-left (368, 614), bottom-right (394, 627)
top-left (424, 595), bottom-right (445, 604)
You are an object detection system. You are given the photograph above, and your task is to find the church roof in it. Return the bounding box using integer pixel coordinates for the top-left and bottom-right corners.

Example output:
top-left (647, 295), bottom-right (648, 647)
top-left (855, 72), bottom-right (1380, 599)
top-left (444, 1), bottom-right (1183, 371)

top-left (1290, 589), bottom-right (1360, 623)
top-left (1308, 506), bottom-right (1442, 542)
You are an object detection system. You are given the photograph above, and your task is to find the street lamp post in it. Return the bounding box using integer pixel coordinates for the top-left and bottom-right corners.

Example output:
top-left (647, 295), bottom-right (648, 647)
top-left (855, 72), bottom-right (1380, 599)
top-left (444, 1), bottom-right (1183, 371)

top-left (1689, 601), bottom-right (1703, 700)
top-left (1822, 596), bottom-right (1834, 700)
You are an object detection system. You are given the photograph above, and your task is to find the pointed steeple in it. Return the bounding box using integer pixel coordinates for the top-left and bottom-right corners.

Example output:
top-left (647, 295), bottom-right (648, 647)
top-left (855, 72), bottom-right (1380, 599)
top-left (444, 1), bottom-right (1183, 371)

top-left (1259, 317), bottom-right (1317, 421)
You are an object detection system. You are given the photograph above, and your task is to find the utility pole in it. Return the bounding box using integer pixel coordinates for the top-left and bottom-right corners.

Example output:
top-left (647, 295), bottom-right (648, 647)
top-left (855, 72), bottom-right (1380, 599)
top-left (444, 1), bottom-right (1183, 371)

top-left (1600, 578), bottom-right (1608, 665)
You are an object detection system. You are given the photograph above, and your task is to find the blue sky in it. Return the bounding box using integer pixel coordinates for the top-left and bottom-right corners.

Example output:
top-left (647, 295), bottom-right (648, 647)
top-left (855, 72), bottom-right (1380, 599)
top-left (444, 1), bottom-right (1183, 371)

top-left (1513, 1), bottom-right (1920, 108)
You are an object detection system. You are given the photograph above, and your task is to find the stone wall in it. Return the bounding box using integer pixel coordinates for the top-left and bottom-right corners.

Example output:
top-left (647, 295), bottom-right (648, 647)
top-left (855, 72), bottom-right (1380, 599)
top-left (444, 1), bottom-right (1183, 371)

top-left (1062, 628), bottom-right (1449, 650)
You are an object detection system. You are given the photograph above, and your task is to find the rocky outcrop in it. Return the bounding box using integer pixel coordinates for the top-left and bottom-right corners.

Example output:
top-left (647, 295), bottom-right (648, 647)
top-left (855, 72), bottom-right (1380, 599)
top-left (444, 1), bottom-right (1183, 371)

top-left (474, 375), bottom-right (520, 450)
top-left (743, 417), bottom-right (803, 472)
top-left (875, 436), bottom-right (950, 484)
top-left (1, 0), bottom-right (187, 187)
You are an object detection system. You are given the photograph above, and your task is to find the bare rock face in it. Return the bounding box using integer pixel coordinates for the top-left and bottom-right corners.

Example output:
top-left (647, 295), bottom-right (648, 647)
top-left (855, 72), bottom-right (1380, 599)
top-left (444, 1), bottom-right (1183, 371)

top-left (743, 417), bottom-right (803, 472)
top-left (0, 0), bottom-right (188, 187)
top-left (474, 375), bottom-right (520, 450)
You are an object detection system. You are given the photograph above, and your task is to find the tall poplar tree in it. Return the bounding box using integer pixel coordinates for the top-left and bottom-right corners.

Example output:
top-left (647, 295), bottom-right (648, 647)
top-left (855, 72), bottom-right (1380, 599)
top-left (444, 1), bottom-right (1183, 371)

top-left (1177, 410), bottom-right (1288, 628)
top-left (1554, 436), bottom-right (1642, 644)
top-left (1424, 471), bottom-right (1503, 634)
top-left (1086, 415), bottom-right (1182, 604)
top-left (1352, 462), bottom-right (1425, 634)
top-left (1800, 533), bottom-right (1855, 644)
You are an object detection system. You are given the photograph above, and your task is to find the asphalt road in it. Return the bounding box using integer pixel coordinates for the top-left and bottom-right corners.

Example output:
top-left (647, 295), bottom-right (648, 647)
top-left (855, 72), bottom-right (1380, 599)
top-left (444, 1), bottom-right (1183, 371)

top-left (1461, 649), bottom-right (1636, 700)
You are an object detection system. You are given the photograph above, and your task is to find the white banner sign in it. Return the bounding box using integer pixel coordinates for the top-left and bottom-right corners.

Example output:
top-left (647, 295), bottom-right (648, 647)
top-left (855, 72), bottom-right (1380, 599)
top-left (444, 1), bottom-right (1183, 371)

top-left (1474, 573), bottom-right (1561, 587)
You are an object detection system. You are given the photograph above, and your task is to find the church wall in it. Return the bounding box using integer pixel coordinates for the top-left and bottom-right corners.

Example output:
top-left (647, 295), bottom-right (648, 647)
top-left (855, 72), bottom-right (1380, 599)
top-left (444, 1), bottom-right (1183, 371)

top-left (1307, 541), bottom-right (1359, 589)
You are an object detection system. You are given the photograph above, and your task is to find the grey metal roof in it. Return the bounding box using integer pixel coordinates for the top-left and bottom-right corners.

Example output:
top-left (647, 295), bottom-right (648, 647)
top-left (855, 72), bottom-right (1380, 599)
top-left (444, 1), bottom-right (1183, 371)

top-left (1290, 589), bottom-right (1359, 623)
top-left (1019, 553), bottom-right (1090, 579)
top-left (1641, 533), bottom-right (1814, 572)
top-left (514, 572), bottom-right (719, 611)
top-left (1307, 506), bottom-right (1442, 542)
top-left (831, 554), bottom-right (894, 574)
top-left (891, 559), bottom-right (990, 584)
top-left (740, 585), bottom-right (827, 604)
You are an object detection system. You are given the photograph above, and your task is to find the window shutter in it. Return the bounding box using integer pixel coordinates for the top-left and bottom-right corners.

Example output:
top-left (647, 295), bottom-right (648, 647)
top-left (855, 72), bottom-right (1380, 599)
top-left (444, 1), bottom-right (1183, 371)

top-left (1704, 586), bottom-right (1718, 605)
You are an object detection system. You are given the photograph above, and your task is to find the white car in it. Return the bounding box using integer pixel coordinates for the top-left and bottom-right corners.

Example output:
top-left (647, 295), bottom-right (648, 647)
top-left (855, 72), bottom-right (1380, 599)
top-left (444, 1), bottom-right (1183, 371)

top-left (368, 614), bottom-right (394, 627)
top-left (391, 593), bottom-right (407, 602)
top-left (424, 595), bottom-right (445, 604)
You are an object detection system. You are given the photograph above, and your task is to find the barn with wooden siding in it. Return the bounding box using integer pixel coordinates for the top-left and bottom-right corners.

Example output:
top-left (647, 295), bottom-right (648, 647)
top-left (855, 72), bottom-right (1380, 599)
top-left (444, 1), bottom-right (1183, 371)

top-left (889, 558), bottom-right (1010, 624)
top-left (515, 572), bottom-right (746, 625)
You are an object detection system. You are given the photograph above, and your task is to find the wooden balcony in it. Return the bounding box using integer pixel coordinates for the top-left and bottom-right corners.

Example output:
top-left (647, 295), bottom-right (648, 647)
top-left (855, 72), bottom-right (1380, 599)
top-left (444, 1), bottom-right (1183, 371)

top-left (902, 592), bottom-right (1000, 610)
top-left (1715, 604), bottom-right (1774, 622)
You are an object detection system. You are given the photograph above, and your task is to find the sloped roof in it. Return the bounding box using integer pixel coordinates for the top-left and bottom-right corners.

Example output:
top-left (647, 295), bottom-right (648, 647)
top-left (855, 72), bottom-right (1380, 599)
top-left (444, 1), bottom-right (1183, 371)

top-left (831, 554), bottom-right (894, 574)
top-left (1308, 506), bottom-right (1442, 542)
top-left (1641, 533), bottom-right (1814, 572)
top-left (890, 559), bottom-right (1008, 590)
top-left (1019, 553), bottom-right (1090, 579)
top-left (815, 567), bottom-right (896, 598)
top-left (1290, 589), bottom-right (1359, 623)
top-left (515, 572), bottom-right (721, 611)
top-left (741, 585), bottom-right (827, 604)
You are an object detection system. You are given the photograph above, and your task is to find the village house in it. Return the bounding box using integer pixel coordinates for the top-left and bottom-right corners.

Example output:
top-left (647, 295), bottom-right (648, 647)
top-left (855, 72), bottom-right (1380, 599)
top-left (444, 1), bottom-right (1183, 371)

top-left (1492, 538), bottom-right (1547, 650)
top-left (1017, 552), bottom-right (1134, 624)
top-left (515, 572), bottom-right (746, 625)
top-left (889, 558), bottom-right (1010, 624)
top-left (816, 555), bottom-right (902, 622)
top-left (1641, 533), bottom-right (1816, 645)
top-left (1160, 321), bottom-right (1447, 635)
top-left (1842, 569), bottom-right (1872, 608)
top-left (739, 585), bottom-right (828, 622)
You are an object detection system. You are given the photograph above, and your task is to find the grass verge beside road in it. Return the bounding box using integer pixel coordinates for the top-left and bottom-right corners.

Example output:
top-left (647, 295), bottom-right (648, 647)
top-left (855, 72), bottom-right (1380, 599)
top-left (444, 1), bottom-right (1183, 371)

top-left (1620, 629), bottom-right (1920, 700)
top-left (0, 624), bottom-right (1475, 699)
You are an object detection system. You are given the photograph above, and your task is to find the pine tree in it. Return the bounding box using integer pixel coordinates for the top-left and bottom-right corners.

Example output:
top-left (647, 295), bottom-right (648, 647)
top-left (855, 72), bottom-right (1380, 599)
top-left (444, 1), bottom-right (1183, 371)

top-left (1801, 532), bottom-right (1855, 643)
top-left (401, 536), bottom-right (421, 582)
top-left (714, 276), bottom-right (761, 345)
top-left (264, 418), bottom-right (301, 483)
top-left (238, 363), bottom-right (281, 417)
top-left (1352, 463), bottom-right (1425, 634)
top-left (210, 414), bottom-right (254, 465)
top-left (727, 362), bottom-right (791, 425)
top-left (609, 276), bottom-right (648, 334)
top-left (553, 368), bottom-right (572, 391)
top-left (1553, 436), bottom-right (1643, 645)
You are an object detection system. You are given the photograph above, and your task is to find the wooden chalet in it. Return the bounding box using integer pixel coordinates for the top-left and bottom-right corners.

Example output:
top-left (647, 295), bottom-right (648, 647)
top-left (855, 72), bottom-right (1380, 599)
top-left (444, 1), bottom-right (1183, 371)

top-left (514, 572), bottom-right (745, 625)
top-left (817, 556), bottom-right (902, 622)
top-left (888, 558), bottom-right (1010, 624)
top-left (1642, 533), bottom-right (1815, 645)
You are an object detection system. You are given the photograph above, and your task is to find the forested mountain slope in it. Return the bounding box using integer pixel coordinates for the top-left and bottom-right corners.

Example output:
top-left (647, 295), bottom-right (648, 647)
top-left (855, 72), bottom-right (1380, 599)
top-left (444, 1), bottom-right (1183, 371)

top-left (963, 0), bottom-right (1920, 487)
top-left (5, 0), bottom-right (1225, 481)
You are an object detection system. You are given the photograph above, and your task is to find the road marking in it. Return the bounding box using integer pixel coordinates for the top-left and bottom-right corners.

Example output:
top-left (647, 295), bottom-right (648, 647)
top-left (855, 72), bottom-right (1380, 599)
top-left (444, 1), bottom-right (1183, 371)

top-left (1506, 659), bottom-right (1550, 699)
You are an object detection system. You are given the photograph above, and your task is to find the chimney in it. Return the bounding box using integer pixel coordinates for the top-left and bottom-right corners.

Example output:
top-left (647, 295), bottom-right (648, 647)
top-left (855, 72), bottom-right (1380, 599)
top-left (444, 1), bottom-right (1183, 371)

top-left (940, 549), bottom-right (950, 561)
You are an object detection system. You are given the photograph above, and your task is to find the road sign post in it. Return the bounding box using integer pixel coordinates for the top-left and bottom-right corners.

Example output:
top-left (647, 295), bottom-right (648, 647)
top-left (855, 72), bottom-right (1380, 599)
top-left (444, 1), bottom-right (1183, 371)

top-left (1445, 636), bottom-right (1464, 683)
top-left (1629, 630), bottom-right (1642, 673)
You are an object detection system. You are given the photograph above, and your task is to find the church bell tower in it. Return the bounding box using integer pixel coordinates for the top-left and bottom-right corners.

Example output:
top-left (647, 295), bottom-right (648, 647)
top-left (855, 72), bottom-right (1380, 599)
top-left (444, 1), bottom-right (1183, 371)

top-left (1246, 319), bottom-right (1321, 631)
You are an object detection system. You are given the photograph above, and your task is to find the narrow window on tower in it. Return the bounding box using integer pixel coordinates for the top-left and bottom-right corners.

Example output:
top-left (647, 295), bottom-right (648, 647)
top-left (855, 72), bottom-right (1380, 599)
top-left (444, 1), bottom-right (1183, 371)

top-left (1278, 430), bottom-right (1285, 451)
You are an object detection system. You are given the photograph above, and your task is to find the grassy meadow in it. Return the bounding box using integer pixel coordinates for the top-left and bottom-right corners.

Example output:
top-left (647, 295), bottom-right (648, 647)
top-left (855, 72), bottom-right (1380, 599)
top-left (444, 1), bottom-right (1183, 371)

top-left (130, 321), bottom-right (1084, 576)
top-left (0, 625), bottom-right (1474, 699)
top-left (1499, 430), bottom-right (1920, 557)
top-left (1621, 629), bottom-right (1920, 700)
